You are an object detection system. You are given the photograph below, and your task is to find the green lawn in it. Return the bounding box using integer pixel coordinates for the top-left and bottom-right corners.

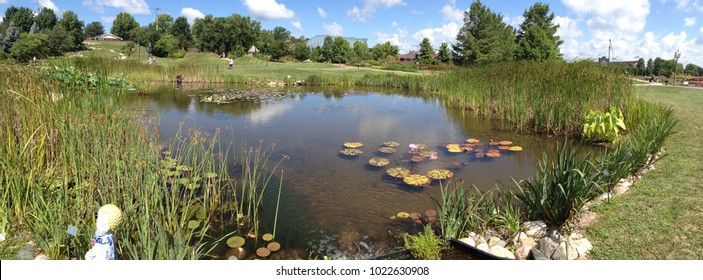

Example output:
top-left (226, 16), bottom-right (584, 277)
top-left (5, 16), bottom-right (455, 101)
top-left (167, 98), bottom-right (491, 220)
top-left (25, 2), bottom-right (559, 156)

top-left (79, 40), bottom-right (420, 82)
top-left (588, 85), bottom-right (703, 259)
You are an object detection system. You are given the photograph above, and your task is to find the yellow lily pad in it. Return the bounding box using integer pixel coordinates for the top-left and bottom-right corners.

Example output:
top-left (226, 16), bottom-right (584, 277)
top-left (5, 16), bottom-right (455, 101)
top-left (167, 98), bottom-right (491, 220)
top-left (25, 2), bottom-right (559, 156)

top-left (445, 143), bottom-right (460, 149)
top-left (369, 157), bottom-right (390, 167)
top-left (509, 146), bottom-right (523, 152)
top-left (343, 142), bottom-right (364, 148)
top-left (262, 233), bottom-right (274, 241)
top-left (447, 147), bottom-right (463, 153)
top-left (427, 169), bottom-right (454, 180)
top-left (397, 212), bottom-right (410, 218)
top-left (466, 138), bottom-right (481, 144)
top-left (499, 140), bottom-right (514, 146)
top-left (340, 149), bottom-right (363, 156)
top-left (227, 236), bottom-right (246, 248)
top-left (403, 174), bottom-right (431, 187)
top-left (386, 167), bottom-right (410, 179)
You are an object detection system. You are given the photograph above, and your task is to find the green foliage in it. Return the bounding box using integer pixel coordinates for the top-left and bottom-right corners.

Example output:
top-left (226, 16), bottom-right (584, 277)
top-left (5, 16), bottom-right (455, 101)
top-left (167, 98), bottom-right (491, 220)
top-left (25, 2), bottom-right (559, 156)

top-left (436, 43), bottom-right (452, 64)
top-left (192, 14), bottom-right (261, 55)
top-left (153, 34), bottom-right (179, 58)
top-left (514, 139), bottom-right (601, 231)
top-left (58, 11), bottom-right (84, 50)
top-left (171, 16), bottom-right (192, 50)
top-left (85, 21), bottom-right (105, 38)
top-left (331, 37), bottom-right (351, 63)
top-left (111, 12), bottom-right (139, 41)
top-left (10, 33), bottom-right (49, 62)
top-left (430, 181), bottom-right (495, 238)
top-left (5, 6), bottom-right (34, 33)
top-left (46, 25), bottom-right (76, 55)
top-left (515, 2), bottom-right (563, 61)
top-left (34, 8), bottom-right (58, 31)
top-left (418, 38), bottom-right (435, 64)
top-left (371, 41), bottom-right (399, 61)
top-left (39, 65), bottom-right (127, 91)
top-left (452, 1), bottom-right (516, 65)
top-left (381, 63), bottom-right (418, 72)
top-left (121, 41), bottom-right (136, 57)
top-left (403, 224), bottom-right (444, 260)
top-left (293, 40), bottom-right (311, 61)
top-left (583, 107), bottom-right (627, 143)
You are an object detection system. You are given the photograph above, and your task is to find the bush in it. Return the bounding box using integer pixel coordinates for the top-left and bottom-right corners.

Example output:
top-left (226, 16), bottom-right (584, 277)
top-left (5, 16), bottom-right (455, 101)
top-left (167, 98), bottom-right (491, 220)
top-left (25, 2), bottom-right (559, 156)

top-left (514, 139), bottom-right (601, 231)
top-left (169, 51), bottom-right (186, 59)
top-left (583, 107), bottom-right (627, 143)
top-left (403, 224), bottom-right (444, 260)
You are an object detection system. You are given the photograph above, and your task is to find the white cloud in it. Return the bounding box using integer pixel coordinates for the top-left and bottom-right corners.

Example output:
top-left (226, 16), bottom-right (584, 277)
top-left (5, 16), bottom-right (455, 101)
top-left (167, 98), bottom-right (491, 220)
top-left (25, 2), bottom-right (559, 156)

top-left (181, 7), bottom-right (205, 24)
top-left (83, 0), bottom-right (150, 15)
top-left (348, 0), bottom-right (406, 22)
top-left (243, 0), bottom-right (295, 20)
top-left (317, 7), bottom-right (327, 19)
top-left (39, 0), bottom-right (60, 12)
top-left (374, 28), bottom-right (412, 52)
top-left (324, 22), bottom-right (344, 36)
top-left (563, 0), bottom-right (649, 40)
top-left (291, 20), bottom-right (303, 31)
top-left (0, 0), bottom-right (7, 4)
top-left (698, 26), bottom-right (703, 45)
top-left (503, 15), bottom-right (524, 29)
top-left (391, 21), bottom-right (398, 28)
top-left (684, 17), bottom-right (696, 26)
top-left (101, 16), bottom-right (115, 24)
top-left (554, 16), bottom-right (583, 38)
top-left (412, 22), bottom-right (461, 49)
top-left (441, 4), bottom-right (463, 23)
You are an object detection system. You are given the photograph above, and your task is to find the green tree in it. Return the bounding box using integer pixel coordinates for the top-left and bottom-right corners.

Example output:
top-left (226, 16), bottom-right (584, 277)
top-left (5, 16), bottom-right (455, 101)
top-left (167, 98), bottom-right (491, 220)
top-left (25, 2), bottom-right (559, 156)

top-left (85, 21), bottom-right (105, 38)
top-left (452, 0), bottom-right (516, 65)
top-left (171, 16), bottom-right (191, 50)
top-left (352, 41), bottom-right (370, 60)
top-left (46, 25), bottom-right (74, 55)
top-left (515, 2), bottom-right (562, 61)
top-left (331, 37), bottom-right (351, 63)
top-left (6, 6), bottom-right (34, 33)
top-left (152, 34), bottom-right (179, 57)
top-left (684, 63), bottom-right (702, 76)
top-left (111, 12), bottom-right (139, 41)
top-left (10, 33), bottom-right (49, 62)
top-left (58, 11), bottom-right (84, 50)
top-left (418, 38), bottom-right (435, 64)
top-left (436, 42), bottom-right (451, 63)
top-left (371, 41), bottom-right (399, 61)
top-left (35, 8), bottom-right (58, 31)
top-left (635, 58), bottom-right (645, 76)
top-left (653, 57), bottom-right (665, 76)
top-left (156, 14), bottom-right (174, 34)
top-left (269, 26), bottom-right (291, 61)
top-left (646, 58), bottom-right (654, 76)
top-left (321, 36), bottom-right (334, 62)
top-left (192, 15), bottom-right (227, 53)
top-left (2, 22), bottom-right (21, 53)
top-left (121, 41), bottom-right (136, 57)
top-left (293, 39), bottom-right (310, 61)
top-left (226, 14), bottom-right (261, 55)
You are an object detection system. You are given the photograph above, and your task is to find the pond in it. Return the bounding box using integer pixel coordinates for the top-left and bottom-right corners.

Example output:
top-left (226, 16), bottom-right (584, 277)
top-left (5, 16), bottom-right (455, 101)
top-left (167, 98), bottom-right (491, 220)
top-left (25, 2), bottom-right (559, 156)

top-left (126, 85), bottom-right (560, 259)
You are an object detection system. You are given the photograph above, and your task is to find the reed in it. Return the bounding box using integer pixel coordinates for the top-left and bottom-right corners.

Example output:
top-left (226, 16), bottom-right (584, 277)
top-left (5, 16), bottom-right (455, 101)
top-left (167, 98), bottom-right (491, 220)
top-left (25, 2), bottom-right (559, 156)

top-left (0, 66), bottom-right (284, 259)
top-left (429, 180), bottom-right (496, 239)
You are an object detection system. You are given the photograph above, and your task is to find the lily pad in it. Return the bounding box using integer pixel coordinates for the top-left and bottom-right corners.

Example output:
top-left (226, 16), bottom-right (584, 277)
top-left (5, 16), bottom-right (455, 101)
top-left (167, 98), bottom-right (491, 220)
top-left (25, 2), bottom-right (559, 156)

top-left (343, 142), bottom-right (364, 148)
top-left (187, 220), bottom-right (200, 229)
top-left (262, 233), bottom-right (274, 241)
top-left (466, 138), bottom-right (481, 144)
top-left (227, 236), bottom-right (246, 248)
top-left (499, 140), bottom-right (514, 146)
top-left (378, 147), bottom-right (397, 154)
top-left (409, 155), bottom-right (426, 163)
top-left (498, 146), bottom-right (511, 150)
top-left (445, 143), bottom-right (460, 149)
top-left (267, 242), bottom-right (281, 252)
top-left (390, 215), bottom-right (397, 220)
top-left (369, 157), bottom-right (390, 167)
top-left (403, 174), bottom-right (431, 187)
top-left (340, 149), bottom-right (363, 156)
top-left (447, 147), bottom-right (463, 153)
top-left (509, 146), bottom-right (523, 152)
top-left (427, 169), bottom-right (454, 180)
top-left (256, 247), bottom-right (271, 258)
top-left (415, 144), bottom-right (429, 150)
top-left (410, 212), bottom-right (422, 220)
top-left (386, 167), bottom-right (410, 179)
top-left (397, 212), bottom-right (410, 218)
top-left (488, 141), bottom-right (500, 146)
top-left (383, 141), bottom-right (400, 147)
top-left (486, 150), bottom-right (501, 158)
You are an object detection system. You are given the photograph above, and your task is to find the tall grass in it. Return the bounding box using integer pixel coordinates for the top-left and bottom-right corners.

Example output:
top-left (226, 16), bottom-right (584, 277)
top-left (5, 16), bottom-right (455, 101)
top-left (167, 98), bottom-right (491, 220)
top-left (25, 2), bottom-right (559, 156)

top-left (0, 66), bottom-right (284, 259)
top-left (429, 181), bottom-right (495, 239)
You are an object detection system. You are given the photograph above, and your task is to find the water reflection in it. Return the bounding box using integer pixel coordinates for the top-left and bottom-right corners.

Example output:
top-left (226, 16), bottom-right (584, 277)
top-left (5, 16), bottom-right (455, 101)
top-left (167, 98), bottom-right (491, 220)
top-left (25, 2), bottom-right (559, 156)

top-left (126, 85), bottom-right (560, 259)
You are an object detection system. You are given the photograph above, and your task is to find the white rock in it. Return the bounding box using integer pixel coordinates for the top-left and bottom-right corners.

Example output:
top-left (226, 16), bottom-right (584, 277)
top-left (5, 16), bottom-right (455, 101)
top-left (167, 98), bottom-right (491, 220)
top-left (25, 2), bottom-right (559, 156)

top-left (488, 236), bottom-right (506, 248)
top-left (0, 233), bottom-right (5, 243)
top-left (477, 243), bottom-right (490, 253)
top-left (512, 232), bottom-right (528, 244)
top-left (571, 238), bottom-right (593, 257)
top-left (612, 184), bottom-right (630, 195)
top-left (520, 237), bottom-right (537, 248)
top-left (569, 232), bottom-right (584, 240)
top-left (34, 254), bottom-right (49, 260)
top-left (458, 237), bottom-right (476, 247)
top-left (489, 246), bottom-right (516, 259)
top-left (522, 221), bottom-right (547, 237)
top-left (552, 241), bottom-right (578, 260)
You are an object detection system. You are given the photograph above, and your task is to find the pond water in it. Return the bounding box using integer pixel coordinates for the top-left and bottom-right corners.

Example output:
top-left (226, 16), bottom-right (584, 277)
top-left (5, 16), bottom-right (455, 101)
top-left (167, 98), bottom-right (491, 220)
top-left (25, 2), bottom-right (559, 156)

top-left (127, 85), bottom-right (560, 259)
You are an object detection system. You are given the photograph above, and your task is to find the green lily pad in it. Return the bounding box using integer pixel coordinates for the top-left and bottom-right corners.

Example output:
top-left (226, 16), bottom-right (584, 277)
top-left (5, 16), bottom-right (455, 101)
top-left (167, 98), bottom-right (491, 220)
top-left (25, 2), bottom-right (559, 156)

top-left (187, 220), bottom-right (200, 229)
top-left (368, 157), bottom-right (390, 167)
top-left (340, 149), bottom-right (363, 156)
top-left (383, 141), bottom-right (400, 147)
top-left (386, 167), bottom-right (410, 179)
top-left (427, 169), bottom-right (454, 180)
top-left (262, 233), bottom-right (274, 241)
top-left (343, 142), bottom-right (364, 148)
top-left (227, 236), bottom-right (246, 248)
top-left (378, 147), bottom-right (397, 154)
top-left (403, 174), bottom-right (431, 187)
top-left (205, 172), bottom-right (218, 179)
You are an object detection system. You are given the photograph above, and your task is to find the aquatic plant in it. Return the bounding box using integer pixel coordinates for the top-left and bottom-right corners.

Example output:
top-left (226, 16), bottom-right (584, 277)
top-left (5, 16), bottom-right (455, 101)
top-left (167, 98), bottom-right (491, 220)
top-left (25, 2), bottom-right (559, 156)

top-left (340, 149), bottom-right (363, 156)
top-left (583, 107), bottom-right (627, 143)
top-left (426, 169), bottom-right (454, 180)
top-left (343, 142), bottom-right (364, 148)
top-left (378, 147), bottom-right (397, 154)
top-left (386, 167), bottom-right (411, 179)
top-left (403, 224), bottom-right (444, 260)
top-left (369, 158), bottom-right (391, 167)
top-left (403, 174), bottom-right (431, 187)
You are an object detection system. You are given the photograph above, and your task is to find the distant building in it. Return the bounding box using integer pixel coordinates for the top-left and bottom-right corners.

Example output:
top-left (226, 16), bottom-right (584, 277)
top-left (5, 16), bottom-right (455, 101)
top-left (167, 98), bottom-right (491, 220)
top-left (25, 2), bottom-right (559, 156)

top-left (93, 33), bottom-right (123, 41)
top-left (398, 51), bottom-right (418, 63)
top-left (247, 45), bottom-right (260, 57)
top-left (598, 56), bottom-right (638, 67)
top-left (306, 35), bottom-right (368, 48)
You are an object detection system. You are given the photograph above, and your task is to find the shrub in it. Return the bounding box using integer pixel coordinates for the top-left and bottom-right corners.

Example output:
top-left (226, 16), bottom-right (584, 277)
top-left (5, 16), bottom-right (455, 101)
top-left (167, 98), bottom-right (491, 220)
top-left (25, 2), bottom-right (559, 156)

top-left (514, 139), bottom-right (601, 231)
top-left (583, 107), bottom-right (627, 143)
top-left (403, 224), bottom-right (444, 260)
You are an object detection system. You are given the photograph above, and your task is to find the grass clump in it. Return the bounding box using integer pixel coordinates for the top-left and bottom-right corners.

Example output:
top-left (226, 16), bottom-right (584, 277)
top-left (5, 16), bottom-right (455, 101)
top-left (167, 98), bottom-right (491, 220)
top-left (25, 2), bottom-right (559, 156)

top-left (403, 224), bottom-right (444, 260)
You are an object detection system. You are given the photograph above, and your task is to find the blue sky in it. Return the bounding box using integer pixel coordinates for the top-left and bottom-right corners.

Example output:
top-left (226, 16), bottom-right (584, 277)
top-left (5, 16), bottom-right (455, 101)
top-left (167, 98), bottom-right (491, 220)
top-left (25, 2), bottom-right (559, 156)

top-left (1, 0), bottom-right (702, 65)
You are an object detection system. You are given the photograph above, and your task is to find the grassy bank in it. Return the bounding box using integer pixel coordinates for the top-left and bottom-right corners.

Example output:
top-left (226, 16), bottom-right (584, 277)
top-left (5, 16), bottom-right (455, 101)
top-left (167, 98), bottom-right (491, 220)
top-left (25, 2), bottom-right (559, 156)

top-left (588, 85), bottom-right (703, 259)
top-left (0, 67), bottom-right (284, 259)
